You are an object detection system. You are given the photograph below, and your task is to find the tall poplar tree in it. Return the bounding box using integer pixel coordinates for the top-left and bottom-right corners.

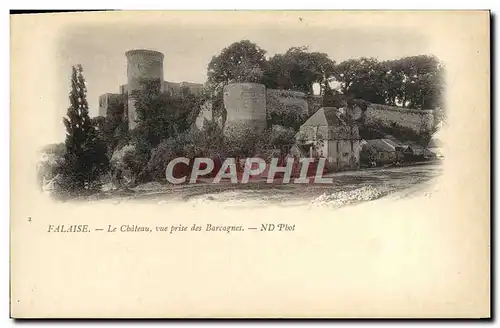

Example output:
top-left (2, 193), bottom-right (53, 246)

top-left (60, 65), bottom-right (109, 192)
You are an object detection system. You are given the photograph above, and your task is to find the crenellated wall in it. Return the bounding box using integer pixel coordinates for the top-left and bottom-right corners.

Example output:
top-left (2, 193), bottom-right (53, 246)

top-left (98, 93), bottom-right (123, 117)
top-left (266, 89), bottom-right (309, 117)
top-left (364, 104), bottom-right (435, 133)
top-left (118, 80), bottom-right (204, 98)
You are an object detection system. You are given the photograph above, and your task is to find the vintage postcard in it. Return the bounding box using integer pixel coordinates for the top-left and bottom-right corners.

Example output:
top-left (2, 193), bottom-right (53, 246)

top-left (10, 10), bottom-right (490, 318)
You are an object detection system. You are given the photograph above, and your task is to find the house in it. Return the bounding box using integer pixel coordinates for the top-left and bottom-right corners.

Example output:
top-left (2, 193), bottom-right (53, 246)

top-left (360, 139), bottom-right (400, 165)
top-left (381, 135), bottom-right (413, 156)
top-left (407, 142), bottom-right (435, 158)
top-left (377, 135), bottom-right (435, 160)
top-left (295, 107), bottom-right (360, 171)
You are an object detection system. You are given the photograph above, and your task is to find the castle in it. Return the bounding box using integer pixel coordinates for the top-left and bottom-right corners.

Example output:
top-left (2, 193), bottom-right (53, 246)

top-left (98, 49), bottom-right (204, 129)
top-left (99, 49), bottom-right (436, 139)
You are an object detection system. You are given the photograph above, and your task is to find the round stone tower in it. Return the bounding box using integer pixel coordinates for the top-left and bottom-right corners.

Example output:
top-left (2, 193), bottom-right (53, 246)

top-left (125, 49), bottom-right (164, 129)
top-left (223, 83), bottom-right (267, 138)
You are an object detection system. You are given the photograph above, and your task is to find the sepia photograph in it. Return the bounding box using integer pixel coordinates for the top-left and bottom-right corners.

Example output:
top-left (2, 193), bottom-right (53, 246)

top-left (37, 15), bottom-right (446, 208)
top-left (10, 10), bottom-right (490, 318)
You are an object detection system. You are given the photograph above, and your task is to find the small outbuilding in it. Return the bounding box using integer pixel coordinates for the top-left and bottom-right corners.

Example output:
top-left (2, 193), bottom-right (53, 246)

top-left (295, 107), bottom-right (361, 171)
top-left (360, 139), bottom-right (400, 165)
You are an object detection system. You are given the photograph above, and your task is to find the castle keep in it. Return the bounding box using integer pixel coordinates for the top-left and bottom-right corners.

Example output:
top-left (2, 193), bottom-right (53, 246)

top-left (98, 49), bottom-right (204, 129)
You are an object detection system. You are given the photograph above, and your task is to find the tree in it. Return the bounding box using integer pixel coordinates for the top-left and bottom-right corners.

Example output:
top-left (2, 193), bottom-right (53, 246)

top-left (222, 128), bottom-right (272, 159)
top-left (110, 143), bottom-right (148, 188)
top-left (97, 97), bottom-right (128, 156)
top-left (131, 78), bottom-right (203, 150)
top-left (119, 79), bottom-right (205, 183)
top-left (205, 39), bottom-right (264, 133)
top-left (401, 55), bottom-right (444, 109)
top-left (194, 118), bottom-right (225, 156)
top-left (207, 40), bottom-right (269, 91)
top-left (322, 83), bottom-right (346, 108)
top-left (145, 118), bottom-right (226, 181)
top-left (334, 57), bottom-right (387, 104)
top-left (59, 65), bottom-right (109, 192)
top-left (334, 55), bottom-right (444, 109)
top-left (264, 46), bottom-right (336, 94)
top-left (267, 105), bottom-right (308, 131)
top-left (268, 125), bottom-right (296, 149)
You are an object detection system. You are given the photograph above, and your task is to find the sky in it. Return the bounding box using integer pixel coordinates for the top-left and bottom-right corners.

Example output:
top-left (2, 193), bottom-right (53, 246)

top-left (52, 20), bottom-right (432, 143)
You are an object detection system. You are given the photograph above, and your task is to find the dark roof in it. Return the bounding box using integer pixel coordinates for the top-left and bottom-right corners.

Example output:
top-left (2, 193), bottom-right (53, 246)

top-left (302, 107), bottom-right (348, 127)
top-left (382, 138), bottom-right (401, 148)
top-left (405, 141), bottom-right (426, 150)
top-left (365, 139), bottom-right (397, 152)
top-left (292, 144), bottom-right (310, 157)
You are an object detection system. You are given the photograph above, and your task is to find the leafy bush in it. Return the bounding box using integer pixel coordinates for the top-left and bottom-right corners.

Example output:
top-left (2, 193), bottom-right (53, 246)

top-left (267, 104), bottom-right (308, 130)
top-left (110, 143), bottom-right (149, 187)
